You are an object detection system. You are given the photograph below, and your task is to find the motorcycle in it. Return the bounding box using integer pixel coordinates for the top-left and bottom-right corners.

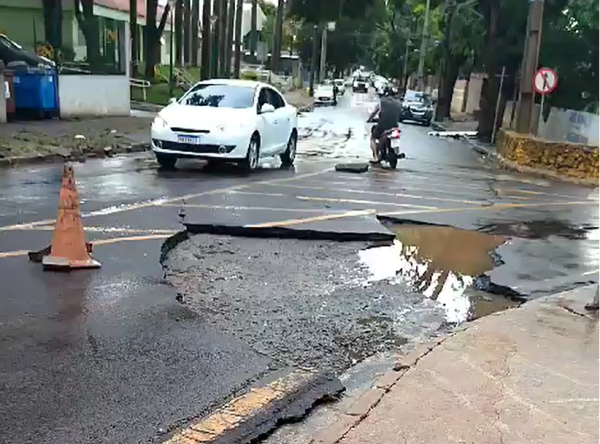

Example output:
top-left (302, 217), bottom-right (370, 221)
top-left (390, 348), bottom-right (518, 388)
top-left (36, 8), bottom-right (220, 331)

top-left (376, 127), bottom-right (403, 169)
top-left (368, 113), bottom-right (404, 169)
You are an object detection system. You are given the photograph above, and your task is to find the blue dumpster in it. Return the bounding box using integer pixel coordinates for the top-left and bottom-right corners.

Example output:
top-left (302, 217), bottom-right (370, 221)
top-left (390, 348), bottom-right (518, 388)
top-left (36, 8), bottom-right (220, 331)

top-left (11, 67), bottom-right (58, 118)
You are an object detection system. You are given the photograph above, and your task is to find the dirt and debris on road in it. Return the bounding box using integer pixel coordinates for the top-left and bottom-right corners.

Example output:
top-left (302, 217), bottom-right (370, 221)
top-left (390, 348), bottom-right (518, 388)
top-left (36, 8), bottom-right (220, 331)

top-left (0, 116), bottom-right (152, 164)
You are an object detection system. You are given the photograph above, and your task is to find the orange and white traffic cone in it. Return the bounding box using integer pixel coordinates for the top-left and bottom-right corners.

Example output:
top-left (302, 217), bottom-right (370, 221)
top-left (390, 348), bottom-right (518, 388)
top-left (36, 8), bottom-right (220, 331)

top-left (29, 164), bottom-right (100, 271)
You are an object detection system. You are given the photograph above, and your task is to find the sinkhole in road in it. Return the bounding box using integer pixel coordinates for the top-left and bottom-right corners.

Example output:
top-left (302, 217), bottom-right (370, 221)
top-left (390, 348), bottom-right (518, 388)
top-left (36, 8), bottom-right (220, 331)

top-left (358, 224), bottom-right (521, 324)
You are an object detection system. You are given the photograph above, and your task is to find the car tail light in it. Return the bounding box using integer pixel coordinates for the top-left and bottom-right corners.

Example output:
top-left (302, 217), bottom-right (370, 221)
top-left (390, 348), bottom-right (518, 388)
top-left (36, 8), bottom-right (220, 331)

top-left (391, 128), bottom-right (401, 138)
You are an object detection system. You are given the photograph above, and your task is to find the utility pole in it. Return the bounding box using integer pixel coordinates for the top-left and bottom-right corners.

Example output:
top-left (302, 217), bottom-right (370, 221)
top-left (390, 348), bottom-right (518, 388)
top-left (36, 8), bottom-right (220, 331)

top-left (233, 0), bottom-right (243, 77)
top-left (200, 0), bottom-right (212, 79)
top-left (515, 0), bottom-right (545, 134)
top-left (309, 24), bottom-right (319, 96)
top-left (416, 0), bottom-right (431, 91)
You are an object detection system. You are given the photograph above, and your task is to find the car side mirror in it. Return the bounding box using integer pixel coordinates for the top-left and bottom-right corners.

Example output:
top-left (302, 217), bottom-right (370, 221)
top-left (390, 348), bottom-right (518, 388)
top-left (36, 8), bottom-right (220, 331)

top-left (260, 103), bottom-right (275, 114)
top-left (168, 97), bottom-right (178, 105)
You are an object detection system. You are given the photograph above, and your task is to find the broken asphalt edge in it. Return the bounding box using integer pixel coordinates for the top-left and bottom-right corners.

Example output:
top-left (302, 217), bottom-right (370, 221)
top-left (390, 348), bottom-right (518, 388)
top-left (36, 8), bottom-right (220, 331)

top-left (0, 142), bottom-right (149, 168)
top-left (308, 333), bottom-right (458, 444)
top-left (161, 368), bottom-right (344, 444)
top-left (181, 222), bottom-right (396, 243)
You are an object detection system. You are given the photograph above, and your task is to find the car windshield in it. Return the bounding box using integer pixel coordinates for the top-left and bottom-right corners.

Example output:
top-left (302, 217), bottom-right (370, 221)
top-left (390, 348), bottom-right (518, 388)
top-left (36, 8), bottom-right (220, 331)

top-left (181, 83), bottom-right (255, 108)
top-left (404, 91), bottom-right (430, 105)
top-left (317, 85), bottom-right (334, 91)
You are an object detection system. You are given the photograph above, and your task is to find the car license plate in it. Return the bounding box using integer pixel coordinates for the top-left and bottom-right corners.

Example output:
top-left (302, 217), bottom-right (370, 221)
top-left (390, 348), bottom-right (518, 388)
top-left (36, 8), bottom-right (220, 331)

top-left (391, 139), bottom-right (401, 148)
top-left (178, 135), bottom-right (200, 144)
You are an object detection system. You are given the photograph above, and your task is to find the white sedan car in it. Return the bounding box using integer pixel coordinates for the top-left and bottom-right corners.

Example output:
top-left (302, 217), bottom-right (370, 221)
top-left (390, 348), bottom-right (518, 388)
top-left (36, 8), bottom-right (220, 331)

top-left (314, 84), bottom-right (337, 106)
top-left (151, 79), bottom-right (298, 171)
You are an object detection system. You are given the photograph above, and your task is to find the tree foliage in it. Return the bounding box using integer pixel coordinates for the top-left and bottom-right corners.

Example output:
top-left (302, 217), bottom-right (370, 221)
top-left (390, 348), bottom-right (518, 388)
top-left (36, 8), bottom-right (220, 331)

top-left (289, 0), bottom-right (376, 24)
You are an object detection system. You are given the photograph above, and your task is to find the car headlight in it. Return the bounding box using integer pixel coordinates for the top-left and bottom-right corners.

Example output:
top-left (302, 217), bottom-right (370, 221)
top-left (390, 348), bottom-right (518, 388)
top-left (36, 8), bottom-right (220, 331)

top-left (152, 115), bottom-right (168, 129)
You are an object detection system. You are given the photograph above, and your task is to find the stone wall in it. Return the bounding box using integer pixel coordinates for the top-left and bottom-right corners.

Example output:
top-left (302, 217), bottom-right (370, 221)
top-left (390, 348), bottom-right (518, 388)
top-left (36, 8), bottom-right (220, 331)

top-left (496, 129), bottom-right (599, 184)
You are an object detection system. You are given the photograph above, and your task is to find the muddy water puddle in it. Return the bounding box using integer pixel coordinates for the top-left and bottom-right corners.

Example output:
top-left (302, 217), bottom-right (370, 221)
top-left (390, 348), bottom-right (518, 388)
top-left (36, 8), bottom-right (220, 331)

top-left (359, 224), bottom-right (520, 323)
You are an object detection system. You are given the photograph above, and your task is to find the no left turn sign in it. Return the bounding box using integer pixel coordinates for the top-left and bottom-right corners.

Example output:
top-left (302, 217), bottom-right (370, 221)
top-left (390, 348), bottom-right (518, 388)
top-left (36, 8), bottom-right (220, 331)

top-left (533, 68), bottom-right (558, 95)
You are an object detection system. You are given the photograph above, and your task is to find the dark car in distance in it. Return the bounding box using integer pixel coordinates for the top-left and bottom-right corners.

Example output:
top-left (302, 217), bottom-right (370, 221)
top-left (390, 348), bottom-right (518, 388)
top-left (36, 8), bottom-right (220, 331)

top-left (399, 90), bottom-right (433, 126)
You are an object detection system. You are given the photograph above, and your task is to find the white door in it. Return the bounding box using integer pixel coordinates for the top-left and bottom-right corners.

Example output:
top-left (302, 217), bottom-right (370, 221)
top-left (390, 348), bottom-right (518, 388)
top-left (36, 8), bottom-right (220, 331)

top-left (256, 87), bottom-right (277, 155)
top-left (265, 88), bottom-right (290, 152)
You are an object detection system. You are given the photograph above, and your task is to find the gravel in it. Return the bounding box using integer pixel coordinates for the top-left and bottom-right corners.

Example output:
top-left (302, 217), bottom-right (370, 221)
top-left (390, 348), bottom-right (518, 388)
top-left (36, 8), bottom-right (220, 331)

top-left (162, 234), bottom-right (451, 373)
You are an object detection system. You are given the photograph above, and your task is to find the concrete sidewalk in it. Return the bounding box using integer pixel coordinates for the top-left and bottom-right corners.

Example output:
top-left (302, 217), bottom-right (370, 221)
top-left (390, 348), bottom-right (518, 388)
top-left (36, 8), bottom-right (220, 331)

top-left (327, 285), bottom-right (599, 444)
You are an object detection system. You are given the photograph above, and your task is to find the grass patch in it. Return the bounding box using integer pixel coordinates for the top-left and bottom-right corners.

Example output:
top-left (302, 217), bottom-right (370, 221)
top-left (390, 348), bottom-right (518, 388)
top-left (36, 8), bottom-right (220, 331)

top-left (130, 83), bottom-right (185, 105)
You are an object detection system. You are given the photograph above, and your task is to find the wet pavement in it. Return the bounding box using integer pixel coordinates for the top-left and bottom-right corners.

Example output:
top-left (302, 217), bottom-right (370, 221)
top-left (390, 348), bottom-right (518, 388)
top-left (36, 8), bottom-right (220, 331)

top-left (0, 91), bottom-right (598, 444)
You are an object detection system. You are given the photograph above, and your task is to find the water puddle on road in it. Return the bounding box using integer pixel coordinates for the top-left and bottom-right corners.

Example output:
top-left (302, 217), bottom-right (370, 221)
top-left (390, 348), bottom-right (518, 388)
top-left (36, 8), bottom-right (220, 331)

top-left (358, 224), bottom-right (519, 324)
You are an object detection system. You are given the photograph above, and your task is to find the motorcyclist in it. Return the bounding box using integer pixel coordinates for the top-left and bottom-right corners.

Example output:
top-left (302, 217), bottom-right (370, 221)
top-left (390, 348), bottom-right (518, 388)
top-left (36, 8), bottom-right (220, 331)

top-left (367, 88), bottom-right (402, 163)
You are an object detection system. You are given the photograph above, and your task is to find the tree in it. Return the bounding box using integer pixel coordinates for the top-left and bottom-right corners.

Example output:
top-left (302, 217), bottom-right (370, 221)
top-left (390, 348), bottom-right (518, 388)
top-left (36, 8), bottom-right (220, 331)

top-left (129, 0), bottom-right (138, 76)
top-left (289, 0), bottom-right (377, 24)
top-left (271, 0), bottom-right (285, 72)
top-left (436, 0), bottom-right (484, 119)
top-left (183, 0), bottom-right (191, 63)
top-left (191, 0), bottom-right (200, 66)
top-left (540, 0), bottom-right (598, 112)
top-left (200, 0), bottom-right (212, 79)
top-left (250, 0), bottom-right (258, 61)
top-left (225, 0), bottom-right (236, 75)
top-left (218, 0), bottom-right (228, 76)
top-left (144, 0), bottom-right (173, 79)
top-left (233, 0), bottom-right (244, 77)
top-left (42, 0), bottom-right (63, 50)
top-left (74, 0), bottom-right (101, 69)
top-left (175, 0), bottom-right (183, 65)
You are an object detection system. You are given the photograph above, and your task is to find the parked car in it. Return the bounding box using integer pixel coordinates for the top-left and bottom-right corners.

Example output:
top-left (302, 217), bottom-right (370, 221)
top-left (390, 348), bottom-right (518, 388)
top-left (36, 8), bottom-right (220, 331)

top-left (399, 90), bottom-right (433, 126)
top-left (314, 84), bottom-right (337, 106)
top-left (151, 79), bottom-right (298, 171)
top-left (334, 79), bottom-right (346, 95)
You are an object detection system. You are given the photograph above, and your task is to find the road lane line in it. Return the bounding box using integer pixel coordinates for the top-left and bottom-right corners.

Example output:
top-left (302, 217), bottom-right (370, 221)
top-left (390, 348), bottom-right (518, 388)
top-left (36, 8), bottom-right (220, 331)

top-left (0, 168), bottom-right (333, 232)
top-left (162, 369), bottom-right (339, 444)
top-left (245, 209), bottom-right (376, 228)
top-left (378, 200), bottom-right (595, 217)
top-left (0, 234), bottom-right (173, 259)
top-left (226, 190), bottom-right (287, 197)
top-left (8, 226), bottom-right (178, 234)
top-left (296, 195), bottom-right (437, 209)
top-left (157, 203), bottom-right (340, 213)
top-left (267, 183), bottom-right (483, 205)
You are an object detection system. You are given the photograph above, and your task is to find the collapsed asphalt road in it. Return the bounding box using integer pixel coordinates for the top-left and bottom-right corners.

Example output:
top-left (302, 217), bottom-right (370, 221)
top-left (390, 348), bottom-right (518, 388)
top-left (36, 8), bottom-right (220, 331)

top-left (163, 234), bottom-right (450, 374)
top-left (0, 90), bottom-right (598, 444)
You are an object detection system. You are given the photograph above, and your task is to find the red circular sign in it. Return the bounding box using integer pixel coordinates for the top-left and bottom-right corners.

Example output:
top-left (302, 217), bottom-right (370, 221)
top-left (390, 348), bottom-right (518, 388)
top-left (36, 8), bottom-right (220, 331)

top-left (533, 68), bottom-right (558, 95)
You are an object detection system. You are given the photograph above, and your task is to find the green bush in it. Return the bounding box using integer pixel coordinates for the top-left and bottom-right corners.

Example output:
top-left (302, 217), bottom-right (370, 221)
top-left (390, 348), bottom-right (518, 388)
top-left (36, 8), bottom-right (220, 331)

top-left (240, 70), bottom-right (259, 81)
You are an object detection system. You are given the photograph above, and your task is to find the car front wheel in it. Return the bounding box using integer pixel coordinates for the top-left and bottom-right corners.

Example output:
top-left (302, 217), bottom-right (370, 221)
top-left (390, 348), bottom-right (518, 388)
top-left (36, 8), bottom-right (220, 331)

top-left (280, 132), bottom-right (297, 166)
top-left (241, 135), bottom-right (260, 172)
top-left (156, 154), bottom-right (177, 169)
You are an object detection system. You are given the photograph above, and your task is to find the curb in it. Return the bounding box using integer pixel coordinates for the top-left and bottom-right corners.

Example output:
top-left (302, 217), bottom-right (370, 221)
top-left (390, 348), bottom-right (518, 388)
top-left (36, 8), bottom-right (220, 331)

top-left (131, 101), bottom-right (164, 113)
top-left (182, 222), bottom-right (396, 243)
top-left (309, 335), bottom-right (457, 444)
top-left (0, 141), bottom-right (149, 168)
top-left (161, 369), bottom-right (344, 444)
